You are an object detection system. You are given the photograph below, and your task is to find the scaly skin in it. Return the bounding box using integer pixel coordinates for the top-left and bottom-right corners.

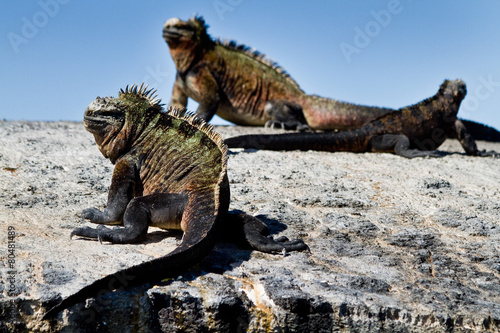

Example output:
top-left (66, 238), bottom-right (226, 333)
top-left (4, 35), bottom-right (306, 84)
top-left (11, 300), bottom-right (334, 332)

top-left (163, 16), bottom-right (390, 130)
top-left (43, 84), bottom-right (307, 320)
top-left (226, 80), bottom-right (499, 158)
top-left (163, 16), bottom-right (500, 141)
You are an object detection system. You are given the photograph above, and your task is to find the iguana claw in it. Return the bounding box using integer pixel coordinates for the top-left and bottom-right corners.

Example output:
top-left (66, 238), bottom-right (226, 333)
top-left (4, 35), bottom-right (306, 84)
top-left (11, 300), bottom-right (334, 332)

top-left (477, 149), bottom-right (500, 158)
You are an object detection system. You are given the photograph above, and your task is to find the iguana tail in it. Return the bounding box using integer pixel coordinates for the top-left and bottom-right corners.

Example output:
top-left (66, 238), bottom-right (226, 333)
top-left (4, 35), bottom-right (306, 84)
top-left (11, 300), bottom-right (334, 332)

top-left (225, 129), bottom-right (370, 152)
top-left (299, 94), bottom-right (393, 130)
top-left (42, 205), bottom-right (221, 320)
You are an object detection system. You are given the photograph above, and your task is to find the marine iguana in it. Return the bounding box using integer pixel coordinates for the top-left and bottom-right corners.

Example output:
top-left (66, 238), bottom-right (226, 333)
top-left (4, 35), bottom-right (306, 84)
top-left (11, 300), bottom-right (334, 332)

top-left (225, 79), bottom-right (498, 158)
top-left (42, 84), bottom-right (307, 319)
top-left (163, 16), bottom-right (500, 141)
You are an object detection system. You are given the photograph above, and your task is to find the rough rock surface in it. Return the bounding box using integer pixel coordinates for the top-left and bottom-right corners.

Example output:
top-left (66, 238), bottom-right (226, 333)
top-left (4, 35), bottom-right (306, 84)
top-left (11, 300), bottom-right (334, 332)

top-left (0, 120), bottom-right (499, 332)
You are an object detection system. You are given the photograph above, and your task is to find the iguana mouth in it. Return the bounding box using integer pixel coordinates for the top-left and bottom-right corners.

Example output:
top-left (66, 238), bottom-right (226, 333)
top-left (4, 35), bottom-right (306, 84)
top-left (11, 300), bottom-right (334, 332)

top-left (163, 29), bottom-right (181, 38)
top-left (83, 116), bottom-right (109, 134)
top-left (163, 17), bottom-right (194, 42)
top-left (456, 82), bottom-right (467, 99)
top-left (163, 28), bottom-right (189, 41)
top-left (83, 113), bottom-right (123, 134)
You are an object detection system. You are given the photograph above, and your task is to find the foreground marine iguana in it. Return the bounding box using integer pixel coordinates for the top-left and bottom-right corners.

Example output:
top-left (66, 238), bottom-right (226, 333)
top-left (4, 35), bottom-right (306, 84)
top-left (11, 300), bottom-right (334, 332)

top-left (226, 79), bottom-right (498, 158)
top-left (163, 16), bottom-right (500, 141)
top-left (43, 84), bottom-right (307, 319)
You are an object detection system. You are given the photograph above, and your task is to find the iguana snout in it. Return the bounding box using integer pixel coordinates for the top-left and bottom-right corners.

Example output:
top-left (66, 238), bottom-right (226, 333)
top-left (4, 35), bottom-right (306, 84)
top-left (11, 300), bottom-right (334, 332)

top-left (83, 96), bottom-right (132, 163)
top-left (83, 97), bottom-right (125, 134)
top-left (163, 17), bottom-right (194, 43)
top-left (441, 79), bottom-right (466, 96)
top-left (450, 79), bottom-right (467, 100)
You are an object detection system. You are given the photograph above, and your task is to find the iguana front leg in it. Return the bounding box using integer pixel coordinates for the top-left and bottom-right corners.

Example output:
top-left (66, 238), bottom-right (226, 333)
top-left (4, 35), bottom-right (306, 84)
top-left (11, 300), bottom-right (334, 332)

top-left (454, 119), bottom-right (499, 157)
top-left (73, 193), bottom-right (189, 244)
top-left (82, 158), bottom-right (136, 224)
top-left (169, 75), bottom-right (188, 109)
top-left (185, 69), bottom-right (220, 122)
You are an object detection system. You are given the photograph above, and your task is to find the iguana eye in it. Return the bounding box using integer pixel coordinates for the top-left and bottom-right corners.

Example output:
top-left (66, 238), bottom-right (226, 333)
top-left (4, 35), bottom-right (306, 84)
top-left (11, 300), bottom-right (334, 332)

top-left (91, 110), bottom-right (125, 119)
top-left (179, 24), bottom-right (195, 32)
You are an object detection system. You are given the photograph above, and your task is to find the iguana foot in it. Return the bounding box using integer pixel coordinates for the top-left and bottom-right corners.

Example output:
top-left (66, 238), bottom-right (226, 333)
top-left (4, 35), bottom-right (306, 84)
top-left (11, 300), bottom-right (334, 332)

top-left (265, 120), bottom-right (310, 131)
top-left (82, 207), bottom-right (123, 224)
top-left (400, 149), bottom-right (443, 159)
top-left (71, 224), bottom-right (145, 244)
top-left (476, 149), bottom-right (500, 158)
top-left (82, 207), bottom-right (100, 219)
top-left (227, 212), bottom-right (308, 253)
top-left (266, 235), bottom-right (310, 254)
top-left (264, 100), bottom-right (309, 131)
top-left (70, 226), bottom-right (101, 240)
top-left (70, 225), bottom-right (115, 240)
top-left (250, 231), bottom-right (308, 254)
top-left (82, 207), bottom-right (110, 222)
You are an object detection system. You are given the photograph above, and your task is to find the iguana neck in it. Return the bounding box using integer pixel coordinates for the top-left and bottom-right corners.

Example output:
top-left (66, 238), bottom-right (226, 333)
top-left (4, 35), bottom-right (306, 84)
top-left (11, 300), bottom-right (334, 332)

top-left (169, 47), bottom-right (197, 74)
top-left (399, 79), bottom-right (465, 119)
top-left (169, 40), bottom-right (214, 74)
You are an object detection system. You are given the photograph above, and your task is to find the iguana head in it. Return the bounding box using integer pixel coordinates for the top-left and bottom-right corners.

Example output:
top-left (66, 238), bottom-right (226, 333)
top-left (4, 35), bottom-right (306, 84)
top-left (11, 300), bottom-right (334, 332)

top-left (438, 79), bottom-right (467, 116)
top-left (83, 84), bottom-right (162, 163)
top-left (163, 16), bottom-right (213, 72)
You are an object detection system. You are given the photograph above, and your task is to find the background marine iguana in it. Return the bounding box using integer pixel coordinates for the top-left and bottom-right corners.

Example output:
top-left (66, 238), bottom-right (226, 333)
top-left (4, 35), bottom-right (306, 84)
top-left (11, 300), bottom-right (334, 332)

top-left (163, 16), bottom-right (500, 141)
top-left (226, 80), bottom-right (498, 158)
top-left (43, 84), bottom-right (307, 319)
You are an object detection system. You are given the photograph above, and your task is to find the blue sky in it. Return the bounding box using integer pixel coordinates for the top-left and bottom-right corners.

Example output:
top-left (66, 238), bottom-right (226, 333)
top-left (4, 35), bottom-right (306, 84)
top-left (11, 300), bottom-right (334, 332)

top-left (1, 1), bottom-right (499, 129)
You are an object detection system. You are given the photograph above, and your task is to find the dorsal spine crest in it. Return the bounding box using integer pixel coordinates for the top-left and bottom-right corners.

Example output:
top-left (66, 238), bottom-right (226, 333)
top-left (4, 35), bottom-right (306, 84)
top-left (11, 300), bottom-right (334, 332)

top-left (119, 83), bottom-right (162, 106)
top-left (215, 39), bottom-right (302, 91)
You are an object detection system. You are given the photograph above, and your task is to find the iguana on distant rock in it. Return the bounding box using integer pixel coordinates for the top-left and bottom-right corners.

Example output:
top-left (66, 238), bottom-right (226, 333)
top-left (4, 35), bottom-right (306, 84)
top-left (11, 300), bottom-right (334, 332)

top-left (163, 16), bottom-right (390, 130)
top-left (163, 16), bottom-right (500, 141)
top-left (42, 84), bottom-right (307, 320)
top-left (226, 79), bottom-right (499, 158)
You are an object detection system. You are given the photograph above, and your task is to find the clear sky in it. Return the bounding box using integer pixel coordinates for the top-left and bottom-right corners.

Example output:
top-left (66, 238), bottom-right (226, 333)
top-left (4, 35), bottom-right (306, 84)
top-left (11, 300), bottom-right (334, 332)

top-left (1, 1), bottom-right (499, 129)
